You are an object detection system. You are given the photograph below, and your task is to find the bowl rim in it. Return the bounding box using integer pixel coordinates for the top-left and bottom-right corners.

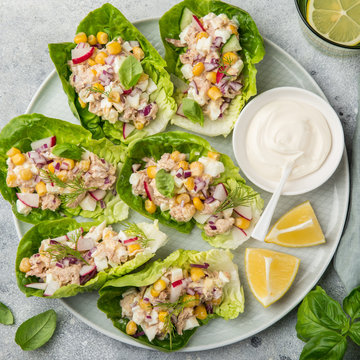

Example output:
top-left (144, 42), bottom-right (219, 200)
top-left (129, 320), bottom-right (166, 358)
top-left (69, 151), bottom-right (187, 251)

top-left (294, 0), bottom-right (360, 50)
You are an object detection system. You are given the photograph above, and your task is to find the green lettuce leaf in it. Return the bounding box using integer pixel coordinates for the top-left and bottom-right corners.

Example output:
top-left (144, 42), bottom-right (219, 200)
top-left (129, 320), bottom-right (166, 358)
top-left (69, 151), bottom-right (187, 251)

top-left (16, 218), bottom-right (167, 298)
top-left (159, 0), bottom-right (265, 137)
top-left (0, 113), bottom-right (128, 224)
top-left (98, 248), bottom-right (243, 351)
top-left (48, 3), bottom-right (176, 144)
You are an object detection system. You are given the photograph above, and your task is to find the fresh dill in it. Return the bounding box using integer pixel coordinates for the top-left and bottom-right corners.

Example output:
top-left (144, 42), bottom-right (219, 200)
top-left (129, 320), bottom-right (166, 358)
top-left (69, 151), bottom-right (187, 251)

top-left (88, 86), bottom-right (111, 98)
top-left (218, 55), bottom-right (235, 77)
top-left (121, 222), bottom-right (153, 248)
top-left (67, 228), bottom-right (82, 243)
top-left (45, 242), bottom-right (89, 265)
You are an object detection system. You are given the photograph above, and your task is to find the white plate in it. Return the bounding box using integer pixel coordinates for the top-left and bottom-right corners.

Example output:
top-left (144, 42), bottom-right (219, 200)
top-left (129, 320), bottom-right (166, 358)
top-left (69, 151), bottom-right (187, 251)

top-left (232, 87), bottom-right (345, 195)
top-left (13, 18), bottom-right (349, 352)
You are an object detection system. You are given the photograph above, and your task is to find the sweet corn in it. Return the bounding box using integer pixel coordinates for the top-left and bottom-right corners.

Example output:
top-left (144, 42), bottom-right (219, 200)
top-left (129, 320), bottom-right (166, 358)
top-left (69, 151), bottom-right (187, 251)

top-left (192, 62), bottom-right (205, 76)
top-left (74, 32), bottom-right (87, 44)
top-left (199, 193), bottom-right (206, 200)
top-left (109, 90), bottom-right (120, 103)
top-left (6, 147), bottom-right (21, 157)
top-left (126, 320), bottom-right (137, 335)
top-left (178, 160), bottom-right (189, 170)
top-left (138, 73), bottom-right (149, 82)
top-left (212, 297), bottom-right (222, 306)
top-left (134, 121), bottom-right (144, 130)
top-left (57, 170), bottom-right (68, 182)
top-left (150, 287), bottom-right (160, 297)
top-left (170, 151), bottom-right (181, 162)
top-left (139, 299), bottom-right (152, 311)
top-left (184, 177), bottom-right (195, 191)
top-left (222, 52), bottom-right (238, 65)
top-left (92, 82), bottom-right (105, 92)
top-left (194, 304), bottom-right (207, 320)
top-left (88, 34), bottom-right (97, 45)
top-left (20, 168), bottom-right (33, 181)
top-left (95, 51), bottom-right (108, 65)
top-left (96, 31), bottom-right (108, 45)
top-left (189, 161), bottom-right (204, 177)
top-left (78, 97), bottom-right (87, 108)
top-left (190, 267), bottom-right (205, 282)
top-left (206, 71), bottom-right (217, 84)
top-left (63, 159), bottom-right (75, 170)
top-left (145, 199), bottom-right (156, 214)
top-left (207, 86), bottom-right (222, 101)
top-left (104, 230), bottom-right (116, 240)
top-left (128, 243), bottom-right (141, 254)
top-left (106, 41), bottom-right (122, 55)
top-left (235, 217), bottom-right (251, 230)
top-left (132, 46), bottom-right (144, 61)
top-left (158, 311), bottom-right (168, 322)
top-left (11, 153), bottom-right (26, 166)
top-left (229, 24), bottom-right (238, 35)
top-left (176, 193), bottom-right (190, 205)
top-left (79, 160), bottom-right (90, 172)
top-left (6, 174), bottom-right (17, 186)
top-left (48, 162), bottom-right (55, 173)
top-left (19, 257), bottom-right (31, 273)
top-left (182, 294), bottom-right (200, 308)
top-left (147, 166), bottom-right (157, 179)
top-left (196, 32), bottom-right (209, 40)
top-left (193, 197), bottom-right (204, 211)
top-left (153, 279), bottom-right (167, 292)
top-left (88, 59), bottom-right (97, 67)
top-left (35, 181), bottom-right (47, 197)
top-left (207, 151), bottom-right (220, 161)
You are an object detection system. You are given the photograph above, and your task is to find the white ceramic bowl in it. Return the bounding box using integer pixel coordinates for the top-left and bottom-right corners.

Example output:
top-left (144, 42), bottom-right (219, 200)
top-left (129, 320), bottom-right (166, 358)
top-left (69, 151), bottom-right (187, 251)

top-left (232, 87), bottom-right (345, 195)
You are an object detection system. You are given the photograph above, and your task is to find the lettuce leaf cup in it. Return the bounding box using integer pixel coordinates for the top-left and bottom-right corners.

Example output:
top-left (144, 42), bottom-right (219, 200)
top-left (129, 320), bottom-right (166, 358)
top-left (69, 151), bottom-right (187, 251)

top-left (16, 218), bottom-right (168, 298)
top-left (0, 113), bottom-right (129, 224)
top-left (159, 0), bottom-right (265, 137)
top-left (117, 131), bottom-right (263, 249)
top-left (98, 248), bottom-right (244, 351)
top-left (49, 3), bottom-right (176, 144)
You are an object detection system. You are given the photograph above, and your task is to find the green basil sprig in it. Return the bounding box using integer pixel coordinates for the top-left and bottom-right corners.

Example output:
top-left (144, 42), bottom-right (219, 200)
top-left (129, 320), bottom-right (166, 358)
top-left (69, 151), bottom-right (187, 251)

top-left (0, 301), bottom-right (14, 325)
top-left (182, 98), bottom-right (204, 126)
top-left (15, 309), bottom-right (57, 351)
top-left (155, 169), bottom-right (175, 198)
top-left (118, 55), bottom-right (143, 90)
top-left (296, 286), bottom-right (360, 360)
top-left (52, 143), bottom-right (84, 161)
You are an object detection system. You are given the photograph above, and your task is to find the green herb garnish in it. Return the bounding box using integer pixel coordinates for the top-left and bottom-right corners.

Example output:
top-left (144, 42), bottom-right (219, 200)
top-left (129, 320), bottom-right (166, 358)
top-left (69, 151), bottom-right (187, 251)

top-left (88, 86), bottom-right (111, 98)
top-left (52, 143), bottom-right (84, 161)
top-left (121, 222), bottom-right (152, 248)
top-left (155, 169), bottom-right (175, 198)
top-left (118, 55), bottom-right (143, 90)
top-left (46, 242), bottom-right (89, 265)
top-left (0, 302), bottom-right (14, 325)
top-left (182, 98), bottom-right (204, 126)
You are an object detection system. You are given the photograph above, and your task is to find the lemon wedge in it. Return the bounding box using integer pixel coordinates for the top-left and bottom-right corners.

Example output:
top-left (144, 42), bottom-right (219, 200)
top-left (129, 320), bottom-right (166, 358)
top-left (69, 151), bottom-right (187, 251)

top-left (265, 201), bottom-right (325, 247)
top-left (245, 248), bottom-right (300, 307)
top-left (307, 0), bottom-right (360, 46)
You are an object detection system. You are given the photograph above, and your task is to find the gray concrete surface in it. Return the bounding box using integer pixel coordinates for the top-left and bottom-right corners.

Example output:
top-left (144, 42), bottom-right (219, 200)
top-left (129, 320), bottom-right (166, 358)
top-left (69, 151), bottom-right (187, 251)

top-left (0, 0), bottom-right (359, 359)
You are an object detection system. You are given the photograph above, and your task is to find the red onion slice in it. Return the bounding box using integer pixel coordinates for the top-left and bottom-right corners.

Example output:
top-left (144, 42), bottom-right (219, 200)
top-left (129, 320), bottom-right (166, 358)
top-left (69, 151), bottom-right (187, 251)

top-left (204, 62), bottom-right (218, 72)
top-left (192, 15), bottom-right (206, 31)
top-left (144, 181), bottom-right (152, 201)
top-left (190, 263), bottom-right (209, 269)
top-left (229, 81), bottom-right (243, 92)
top-left (189, 80), bottom-right (198, 95)
top-left (204, 196), bottom-right (215, 204)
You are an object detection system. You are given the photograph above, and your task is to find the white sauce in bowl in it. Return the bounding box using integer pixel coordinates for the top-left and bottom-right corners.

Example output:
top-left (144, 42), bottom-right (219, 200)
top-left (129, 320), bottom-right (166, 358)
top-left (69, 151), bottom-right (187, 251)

top-left (245, 100), bottom-right (332, 181)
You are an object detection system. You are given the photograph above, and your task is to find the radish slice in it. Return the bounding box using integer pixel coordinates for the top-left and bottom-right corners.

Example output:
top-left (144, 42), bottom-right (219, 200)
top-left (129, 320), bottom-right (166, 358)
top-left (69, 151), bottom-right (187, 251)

top-left (25, 283), bottom-right (47, 290)
top-left (79, 265), bottom-right (96, 277)
top-left (144, 181), bottom-right (153, 201)
top-left (213, 183), bottom-right (228, 202)
top-left (89, 189), bottom-right (107, 201)
top-left (216, 68), bottom-right (226, 84)
top-left (79, 194), bottom-right (97, 211)
top-left (51, 235), bottom-right (68, 243)
top-left (67, 228), bottom-right (83, 240)
top-left (231, 226), bottom-right (248, 245)
top-left (77, 236), bottom-right (96, 251)
top-left (234, 205), bottom-right (252, 221)
top-left (123, 123), bottom-right (135, 139)
top-left (44, 280), bottom-right (60, 296)
top-left (72, 46), bottom-right (94, 64)
top-left (192, 15), bottom-right (206, 31)
top-left (193, 212), bottom-right (212, 224)
top-left (30, 136), bottom-right (56, 151)
top-left (16, 193), bottom-right (39, 208)
top-left (171, 279), bottom-right (183, 288)
top-left (124, 237), bottom-right (138, 244)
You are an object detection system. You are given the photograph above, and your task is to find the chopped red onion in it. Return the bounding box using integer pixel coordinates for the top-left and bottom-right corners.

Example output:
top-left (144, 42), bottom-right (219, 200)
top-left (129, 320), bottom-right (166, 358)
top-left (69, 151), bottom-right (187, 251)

top-left (100, 200), bottom-right (106, 209)
top-left (210, 225), bottom-right (217, 230)
top-left (212, 37), bottom-right (223, 48)
top-left (204, 62), bottom-right (218, 72)
top-left (175, 167), bottom-right (184, 178)
top-left (189, 80), bottom-right (198, 95)
top-left (204, 196), bottom-right (215, 204)
top-left (190, 263), bottom-right (209, 269)
top-left (132, 331), bottom-right (145, 338)
top-left (54, 162), bottom-right (60, 171)
top-left (79, 267), bottom-right (97, 285)
top-left (105, 55), bottom-right (115, 65)
top-left (183, 170), bottom-right (192, 178)
top-left (180, 200), bottom-right (185, 208)
top-left (142, 104), bottom-right (152, 117)
top-left (186, 288), bottom-right (195, 295)
top-left (49, 240), bottom-right (59, 245)
top-left (100, 158), bottom-right (105, 164)
top-left (146, 315), bottom-right (152, 319)
top-left (206, 303), bottom-right (213, 314)
top-left (229, 81), bottom-right (243, 92)
top-left (104, 177), bottom-right (110, 184)
top-left (56, 262), bottom-right (64, 268)
top-left (143, 297), bottom-right (149, 302)
top-left (123, 88), bottom-right (132, 95)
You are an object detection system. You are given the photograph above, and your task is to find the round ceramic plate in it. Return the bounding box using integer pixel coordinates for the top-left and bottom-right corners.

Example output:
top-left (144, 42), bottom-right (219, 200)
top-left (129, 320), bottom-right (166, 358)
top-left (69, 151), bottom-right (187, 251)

top-left (14, 19), bottom-right (349, 352)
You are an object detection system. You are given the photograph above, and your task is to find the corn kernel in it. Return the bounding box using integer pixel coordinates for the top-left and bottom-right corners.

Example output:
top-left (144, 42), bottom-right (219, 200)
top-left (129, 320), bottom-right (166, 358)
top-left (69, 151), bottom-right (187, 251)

top-left (109, 90), bottom-right (120, 103)
top-left (147, 166), bottom-right (157, 179)
top-left (191, 267), bottom-right (205, 282)
top-left (150, 287), bottom-right (160, 297)
top-left (57, 170), bottom-right (68, 182)
top-left (207, 151), bottom-right (220, 161)
top-left (6, 174), bottom-right (17, 186)
top-left (192, 62), bottom-right (205, 76)
top-left (126, 320), bottom-right (137, 335)
top-left (206, 71), bottom-right (217, 84)
top-left (189, 161), bottom-right (204, 177)
top-left (182, 294), bottom-right (200, 308)
top-left (19, 257), bottom-right (31, 273)
top-left (199, 193), bottom-right (206, 200)
top-left (88, 59), bottom-right (97, 67)
top-left (104, 230), bottom-right (116, 240)
top-left (96, 32), bottom-right (108, 45)
top-left (92, 82), bottom-right (104, 92)
top-left (207, 86), bottom-right (222, 101)
top-left (176, 193), bottom-right (190, 205)
top-left (78, 97), bottom-right (87, 108)
top-left (158, 311), bottom-right (168, 322)
top-left (132, 46), bottom-right (144, 61)
top-left (229, 24), bottom-right (238, 35)
top-left (74, 32), bottom-right (87, 44)
top-left (178, 160), bottom-right (189, 170)
top-left (6, 147), bottom-right (21, 157)
top-left (184, 177), bottom-right (195, 191)
top-left (95, 51), bottom-right (108, 65)
top-left (194, 304), bottom-right (207, 320)
top-left (193, 197), bottom-right (204, 211)
top-left (153, 279), bottom-right (167, 292)
top-left (145, 199), bottom-right (156, 214)
top-left (79, 160), bottom-right (90, 172)
top-left (222, 52), bottom-right (238, 65)
top-left (106, 41), bottom-right (122, 55)
top-left (20, 168), bottom-right (33, 181)
top-left (11, 153), bottom-right (26, 166)
top-left (128, 243), bottom-right (141, 254)
top-left (138, 73), bottom-right (149, 82)
top-left (134, 121), bottom-right (144, 130)
top-left (212, 297), bottom-right (222, 306)
top-left (35, 181), bottom-right (47, 197)
top-left (139, 299), bottom-right (152, 311)
top-left (196, 32), bottom-right (209, 40)
top-left (170, 151), bottom-right (181, 162)
top-left (235, 216), bottom-right (251, 230)
top-left (48, 162), bottom-right (55, 173)
top-left (88, 34), bottom-right (97, 45)
top-left (62, 159), bottom-right (75, 170)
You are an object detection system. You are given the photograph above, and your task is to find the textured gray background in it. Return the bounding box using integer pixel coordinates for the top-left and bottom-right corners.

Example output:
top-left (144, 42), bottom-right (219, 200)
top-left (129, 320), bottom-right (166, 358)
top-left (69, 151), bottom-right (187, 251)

top-left (0, 0), bottom-right (359, 359)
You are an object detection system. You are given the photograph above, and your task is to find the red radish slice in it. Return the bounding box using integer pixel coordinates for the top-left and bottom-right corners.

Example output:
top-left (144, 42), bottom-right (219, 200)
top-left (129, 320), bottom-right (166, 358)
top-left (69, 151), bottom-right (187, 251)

top-left (144, 181), bottom-right (153, 201)
top-left (44, 280), bottom-right (60, 296)
top-left (234, 205), bottom-right (252, 221)
top-left (77, 236), bottom-right (96, 251)
top-left (72, 46), bottom-right (94, 64)
top-left (213, 183), bottom-right (228, 202)
top-left (25, 283), bottom-right (47, 290)
top-left (123, 88), bottom-right (132, 95)
top-left (89, 189), bottom-right (107, 201)
top-left (124, 237), bottom-right (138, 244)
top-left (216, 68), bottom-right (226, 84)
top-left (79, 194), bottom-right (97, 211)
top-left (171, 279), bottom-right (183, 288)
top-left (79, 265), bottom-right (96, 277)
top-left (30, 136), bottom-right (56, 151)
top-left (51, 235), bottom-right (67, 243)
top-left (123, 123), bottom-right (135, 139)
top-left (17, 193), bottom-right (39, 208)
top-left (231, 226), bottom-right (249, 245)
top-left (192, 15), bottom-right (206, 31)
top-left (176, 104), bottom-right (186, 118)
top-left (67, 228), bottom-right (83, 240)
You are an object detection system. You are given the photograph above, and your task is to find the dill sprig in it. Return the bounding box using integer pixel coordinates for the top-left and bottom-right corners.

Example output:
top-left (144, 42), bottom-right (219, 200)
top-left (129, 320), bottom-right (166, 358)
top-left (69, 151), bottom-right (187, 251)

top-left (45, 242), bottom-right (89, 265)
top-left (121, 222), bottom-right (153, 248)
top-left (88, 86), bottom-right (111, 98)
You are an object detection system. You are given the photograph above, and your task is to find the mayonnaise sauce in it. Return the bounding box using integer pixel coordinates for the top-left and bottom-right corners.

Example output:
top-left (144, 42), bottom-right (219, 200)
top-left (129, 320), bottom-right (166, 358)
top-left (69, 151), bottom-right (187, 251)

top-left (246, 100), bottom-right (332, 181)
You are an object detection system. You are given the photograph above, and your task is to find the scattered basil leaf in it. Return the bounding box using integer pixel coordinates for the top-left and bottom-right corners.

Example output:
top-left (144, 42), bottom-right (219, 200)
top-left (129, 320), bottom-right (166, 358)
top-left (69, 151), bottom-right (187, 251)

top-left (299, 331), bottom-right (347, 360)
top-left (52, 143), bottom-right (84, 161)
top-left (0, 302), bottom-right (14, 325)
top-left (118, 55), bottom-right (143, 90)
top-left (349, 322), bottom-right (360, 346)
top-left (343, 286), bottom-right (360, 320)
top-left (182, 98), bottom-right (204, 126)
top-left (155, 169), bottom-right (175, 198)
top-left (15, 309), bottom-right (57, 351)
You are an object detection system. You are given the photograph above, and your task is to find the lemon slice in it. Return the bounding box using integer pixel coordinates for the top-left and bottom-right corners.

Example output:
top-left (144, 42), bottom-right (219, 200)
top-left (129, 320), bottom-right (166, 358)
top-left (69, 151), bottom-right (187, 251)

top-left (265, 201), bottom-right (325, 247)
top-left (307, 0), bottom-right (360, 46)
top-left (245, 248), bottom-right (300, 307)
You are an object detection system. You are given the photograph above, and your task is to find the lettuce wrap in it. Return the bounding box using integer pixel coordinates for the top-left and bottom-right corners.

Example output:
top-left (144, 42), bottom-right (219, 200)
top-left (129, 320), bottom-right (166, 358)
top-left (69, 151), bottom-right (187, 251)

top-left (16, 218), bottom-right (168, 298)
top-left (117, 131), bottom-right (263, 248)
top-left (0, 113), bottom-right (129, 224)
top-left (98, 248), bottom-right (244, 351)
top-left (159, 0), bottom-right (265, 137)
top-left (48, 3), bottom-right (176, 144)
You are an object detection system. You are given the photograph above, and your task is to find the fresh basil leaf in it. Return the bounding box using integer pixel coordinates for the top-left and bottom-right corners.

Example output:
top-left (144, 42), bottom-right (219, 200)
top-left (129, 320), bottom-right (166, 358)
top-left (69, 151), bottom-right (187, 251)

top-left (349, 322), bottom-right (360, 346)
top-left (296, 286), bottom-right (350, 342)
top-left (0, 302), bottom-right (14, 325)
top-left (52, 143), bottom-right (84, 161)
top-left (182, 98), bottom-right (204, 126)
top-left (118, 55), bottom-right (143, 90)
top-left (15, 309), bottom-right (57, 350)
top-left (343, 286), bottom-right (360, 320)
top-left (155, 169), bottom-right (175, 198)
top-left (299, 331), bottom-right (347, 360)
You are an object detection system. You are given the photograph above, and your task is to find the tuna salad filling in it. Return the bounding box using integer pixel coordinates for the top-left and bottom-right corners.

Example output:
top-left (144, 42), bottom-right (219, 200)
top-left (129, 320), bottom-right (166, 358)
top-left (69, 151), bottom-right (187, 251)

top-left (6, 136), bottom-right (116, 216)
top-left (69, 32), bottom-right (159, 132)
top-left (121, 263), bottom-right (230, 341)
